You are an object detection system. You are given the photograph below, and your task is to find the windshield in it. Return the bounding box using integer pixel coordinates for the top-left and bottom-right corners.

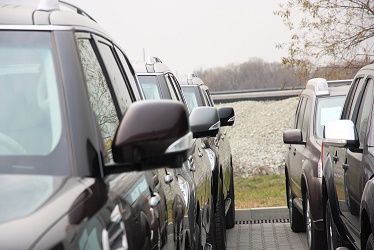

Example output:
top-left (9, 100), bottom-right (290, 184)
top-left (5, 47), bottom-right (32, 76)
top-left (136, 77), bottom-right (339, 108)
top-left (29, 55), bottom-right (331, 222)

top-left (315, 95), bottom-right (346, 138)
top-left (181, 85), bottom-right (204, 112)
top-left (0, 31), bottom-right (69, 175)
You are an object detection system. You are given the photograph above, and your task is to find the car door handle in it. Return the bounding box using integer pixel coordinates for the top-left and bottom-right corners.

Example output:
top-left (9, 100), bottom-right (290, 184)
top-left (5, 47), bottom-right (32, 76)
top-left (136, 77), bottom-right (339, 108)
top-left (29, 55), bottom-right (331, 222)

top-left (342, 162), bottom-right (349, 170)
top-left (293, 149), bottom-right (296, 156)
top-left (333, 155), bottom-right (339, 162)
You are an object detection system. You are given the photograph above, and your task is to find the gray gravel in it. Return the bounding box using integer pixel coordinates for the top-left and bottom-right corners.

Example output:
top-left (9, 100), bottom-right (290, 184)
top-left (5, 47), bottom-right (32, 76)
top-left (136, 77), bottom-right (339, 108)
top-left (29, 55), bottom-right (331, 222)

top-left (216, 97), bottom-right (299, 177)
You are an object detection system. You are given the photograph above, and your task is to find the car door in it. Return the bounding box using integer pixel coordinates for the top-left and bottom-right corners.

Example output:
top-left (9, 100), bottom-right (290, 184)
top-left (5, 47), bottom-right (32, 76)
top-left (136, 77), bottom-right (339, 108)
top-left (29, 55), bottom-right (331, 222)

top-left (342, 78), bottom-right (374, 242)
top-left (290, 96), bottom-right (311, 199)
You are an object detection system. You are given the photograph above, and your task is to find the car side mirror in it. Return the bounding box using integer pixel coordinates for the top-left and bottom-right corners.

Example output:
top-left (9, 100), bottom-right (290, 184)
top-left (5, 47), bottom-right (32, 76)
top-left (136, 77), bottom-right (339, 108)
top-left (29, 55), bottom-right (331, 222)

top-left (106, 100), bottom-right (192, 175)
top-left (218, 107), bottom-right (235, 126)
top-left (189, 106), bottom-right (220, 138)
top-left (323, 120), bottom-right (359, 148)
top-left (283, 129), bottom-right (305, 145)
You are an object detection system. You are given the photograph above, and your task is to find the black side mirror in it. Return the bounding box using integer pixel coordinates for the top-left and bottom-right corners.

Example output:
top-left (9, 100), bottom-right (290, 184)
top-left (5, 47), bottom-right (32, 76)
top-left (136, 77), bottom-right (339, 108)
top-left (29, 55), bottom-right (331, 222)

top-left (106, 100), bottom-right (191, 174)
top-left (218, 107), bottom-right (235, 126)
top-left (189, 106), bottom-right (220, 138)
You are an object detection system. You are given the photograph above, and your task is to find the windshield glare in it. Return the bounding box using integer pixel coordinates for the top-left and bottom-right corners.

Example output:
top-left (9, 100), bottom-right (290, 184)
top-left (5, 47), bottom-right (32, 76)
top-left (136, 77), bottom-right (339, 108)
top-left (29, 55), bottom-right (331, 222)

top-left (315, 96), bottom-right (346, 138)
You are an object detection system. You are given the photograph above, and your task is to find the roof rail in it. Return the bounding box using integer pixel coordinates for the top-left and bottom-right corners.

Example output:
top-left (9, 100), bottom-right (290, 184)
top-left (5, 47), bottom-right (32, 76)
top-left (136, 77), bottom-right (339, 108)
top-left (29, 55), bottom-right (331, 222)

top-left (146, 56), bottom-right (162, 65)
top-left (187, 73), bottom-right (197, 80)
top-left (306, 78), bottom-right (329, 96)
top-left (58, 1), bottom-right (97, 22)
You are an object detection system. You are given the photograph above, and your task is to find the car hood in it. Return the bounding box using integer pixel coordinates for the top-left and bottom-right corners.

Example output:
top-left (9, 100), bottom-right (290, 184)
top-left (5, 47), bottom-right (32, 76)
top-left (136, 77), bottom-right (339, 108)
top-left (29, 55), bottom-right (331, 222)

top-left (0, 174), bottom-right (98, 249)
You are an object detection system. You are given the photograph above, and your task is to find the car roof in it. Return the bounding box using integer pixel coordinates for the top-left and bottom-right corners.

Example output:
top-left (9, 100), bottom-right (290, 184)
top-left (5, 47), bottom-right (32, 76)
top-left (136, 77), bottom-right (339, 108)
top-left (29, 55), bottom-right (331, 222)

top-left (0, 0), bottom-right (110, 37)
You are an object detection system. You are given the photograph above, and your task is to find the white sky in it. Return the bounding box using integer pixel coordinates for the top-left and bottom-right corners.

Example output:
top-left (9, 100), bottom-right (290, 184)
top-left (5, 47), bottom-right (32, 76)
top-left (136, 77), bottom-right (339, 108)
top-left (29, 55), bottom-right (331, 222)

top-left (67, 0), bottom-right (292, 75)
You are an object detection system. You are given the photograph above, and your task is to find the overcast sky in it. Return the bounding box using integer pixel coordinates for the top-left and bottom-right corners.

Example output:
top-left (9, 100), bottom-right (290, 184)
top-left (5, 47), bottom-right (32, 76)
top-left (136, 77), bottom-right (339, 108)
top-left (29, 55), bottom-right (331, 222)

top-left (67, 0), bottom-right (291, 75)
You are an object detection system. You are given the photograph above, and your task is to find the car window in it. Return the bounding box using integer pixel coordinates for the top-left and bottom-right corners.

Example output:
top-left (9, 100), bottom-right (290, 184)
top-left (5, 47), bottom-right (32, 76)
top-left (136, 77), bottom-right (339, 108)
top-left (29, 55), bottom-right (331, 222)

top-left (165, 75), bottom-right (179, 101)
top-left (355, 78), bottom-right (373, 148)
top-left (95, 39), bottom-right (132, 116)
top-left (296, 97), bottom-right (306, 130)
top-left (137, 75), bottom-right (162, 100)
top-left (114, 46), bottom-right (143, 101)
top-left (205, 89), bottom-right (215, 106)
top-left (0, 31), bottom-right (61, 156)
top-left (181, 86), bottom-right (203, 111)
top-left (315, 95), bottom-right (346, 138)
top-left (77, 38), bottom-right (119, 163)
top-left (301, 98), bottom-right (311, 141)
top-left (346, 77), bottom-right (365, 120)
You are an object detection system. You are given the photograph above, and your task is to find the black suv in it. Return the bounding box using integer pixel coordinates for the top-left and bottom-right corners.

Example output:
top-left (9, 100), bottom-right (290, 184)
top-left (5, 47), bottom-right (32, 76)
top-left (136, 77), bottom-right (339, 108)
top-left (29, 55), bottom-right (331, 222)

top-left (133, 58), bottom-right (220, 250)
top-left (0, 1), bottom-right (196, 249)
top-left (178, 74), bottom-right (236, 250)
top-left (283, 78), bottom-right (351, 249)
top-left (322, 64), bottom-right (374, 250)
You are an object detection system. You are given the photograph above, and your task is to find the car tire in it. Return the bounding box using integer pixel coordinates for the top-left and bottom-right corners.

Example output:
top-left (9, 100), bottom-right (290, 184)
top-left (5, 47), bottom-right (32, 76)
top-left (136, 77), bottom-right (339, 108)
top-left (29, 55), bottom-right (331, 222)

top-left (305, 192), bottom-right (325, 250)
top-left (325, 199), bottom-right (344, 250)
top-left (215, 180), bottom-right (227, 250)
top-left (287, 179), bottom-right (304, 232)
top-left (226, 167), bottom-right (235, 229)
top-left (366, 233), bottom-right (374, 250)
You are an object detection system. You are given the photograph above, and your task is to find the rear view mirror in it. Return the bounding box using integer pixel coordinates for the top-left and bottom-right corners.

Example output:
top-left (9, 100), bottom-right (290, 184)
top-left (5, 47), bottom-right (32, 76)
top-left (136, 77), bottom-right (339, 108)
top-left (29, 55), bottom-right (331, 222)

top-left (218, 107), bottom-right (235, 127)
top-left (189, 106), bottom-right (220, 138)
top-left (323, 120), bottom-right (359, 148)
top-left (108, 100), bottom-right (191, 173)
top-left (283, 129), bottom-right (305, 145)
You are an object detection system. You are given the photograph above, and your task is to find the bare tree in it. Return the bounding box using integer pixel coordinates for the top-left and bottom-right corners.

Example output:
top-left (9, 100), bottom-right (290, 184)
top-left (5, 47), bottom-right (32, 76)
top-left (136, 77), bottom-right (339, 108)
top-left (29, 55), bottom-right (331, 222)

top-left (274, 0), bottom-right (374, 82)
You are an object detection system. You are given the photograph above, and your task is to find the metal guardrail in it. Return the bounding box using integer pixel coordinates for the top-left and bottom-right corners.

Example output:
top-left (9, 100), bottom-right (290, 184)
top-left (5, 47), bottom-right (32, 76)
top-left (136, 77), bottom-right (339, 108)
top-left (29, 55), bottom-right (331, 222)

top-left (211, 89), bottom-right (302, 103)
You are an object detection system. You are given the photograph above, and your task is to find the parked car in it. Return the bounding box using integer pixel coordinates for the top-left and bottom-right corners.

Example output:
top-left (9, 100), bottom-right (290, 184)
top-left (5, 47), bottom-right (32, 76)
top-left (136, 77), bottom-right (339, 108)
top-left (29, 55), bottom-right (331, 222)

top-left (283, 78), bottom-right (351, 249)
top-left (133, 57), bottom-right (218, 250)
top-left (178, 74), bottom-right (236, 235)
top-left (0, 1), bottom-right (198, 249)
top-left (322, 64), bottom-right (374, 250)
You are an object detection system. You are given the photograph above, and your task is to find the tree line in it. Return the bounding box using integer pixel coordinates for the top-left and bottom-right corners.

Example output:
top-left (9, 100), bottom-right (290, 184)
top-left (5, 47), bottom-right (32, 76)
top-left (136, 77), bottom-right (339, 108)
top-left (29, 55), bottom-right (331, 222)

top-left (194, 57), bottom-right (361, 92)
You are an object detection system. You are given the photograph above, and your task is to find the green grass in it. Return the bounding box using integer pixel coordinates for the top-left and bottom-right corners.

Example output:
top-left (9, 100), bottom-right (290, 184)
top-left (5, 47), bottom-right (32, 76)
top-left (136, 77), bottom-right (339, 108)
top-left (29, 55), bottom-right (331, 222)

top-left (234, 174), bottom-right (287, 209)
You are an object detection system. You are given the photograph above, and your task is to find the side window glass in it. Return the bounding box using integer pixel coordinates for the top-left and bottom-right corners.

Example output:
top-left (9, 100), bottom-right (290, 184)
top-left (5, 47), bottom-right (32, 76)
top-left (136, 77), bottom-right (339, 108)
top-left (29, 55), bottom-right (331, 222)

top-left (205, 90), bottom-right (215, 106)
top-left (77, 38), bottom-right (119, 162)
top-left (96, 41), bottom-right (132, 115)
top-left (347, 77), bottom-right (365, 120)
top-left (296, 98), bottom-right (306, 130)
top-left (355, 78), bottom-right (373, 148)
top-left (165, 75), bottom-right (179, 101)
top-left (301, 98), bottom-right (311, 141)
top-left (114, 46), bottom-right (143, 101)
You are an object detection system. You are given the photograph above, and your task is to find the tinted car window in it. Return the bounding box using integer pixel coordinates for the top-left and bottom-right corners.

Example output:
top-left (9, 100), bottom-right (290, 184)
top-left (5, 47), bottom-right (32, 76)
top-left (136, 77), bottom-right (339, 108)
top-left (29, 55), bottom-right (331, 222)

top-left (0, 31), bottom-right (61, 156)
top-left (347, 77), bottom-right (365, 120)
top-left (315, 96), bottom-right (346, 138)
top-left (301, 98), bottom-right (311, 141)
top-left (77, 38), bottom-right (119, 163)
top-left (296, 97), bottom-right (306, 130)
top-left (96, 40), bottom-right (132, 115)
top-left (356, 78), bottom-right (373, 148)
top-left (114, 46), bottom-right (142, 101)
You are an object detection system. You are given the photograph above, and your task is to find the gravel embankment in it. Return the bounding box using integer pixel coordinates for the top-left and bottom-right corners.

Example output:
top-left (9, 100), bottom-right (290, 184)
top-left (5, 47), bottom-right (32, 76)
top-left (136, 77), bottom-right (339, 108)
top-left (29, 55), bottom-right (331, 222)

top-left (216, 97), bottom-right (299, 178)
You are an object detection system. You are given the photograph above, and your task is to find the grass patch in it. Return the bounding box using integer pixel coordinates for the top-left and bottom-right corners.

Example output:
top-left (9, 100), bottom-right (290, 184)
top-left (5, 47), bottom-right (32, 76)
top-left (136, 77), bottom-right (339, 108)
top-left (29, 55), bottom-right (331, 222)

top-left (234, 174), bottom-right (287, 209)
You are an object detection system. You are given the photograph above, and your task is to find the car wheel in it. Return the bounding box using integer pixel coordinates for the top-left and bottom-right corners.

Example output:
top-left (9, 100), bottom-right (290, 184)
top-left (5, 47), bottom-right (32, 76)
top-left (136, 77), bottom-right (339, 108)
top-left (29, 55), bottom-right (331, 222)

top-left (326, 199), bottom-right (343, 250)
top-left (287, 179), bottom-right (304, 232)
top-left (305, 192), bottom-right (325, 250)
top-left (366, 233), bottom-right (374, 250)
top-left (226, 167), bottom-right (235, 229)
top-left (215, 180), bottom-right (227, 250)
